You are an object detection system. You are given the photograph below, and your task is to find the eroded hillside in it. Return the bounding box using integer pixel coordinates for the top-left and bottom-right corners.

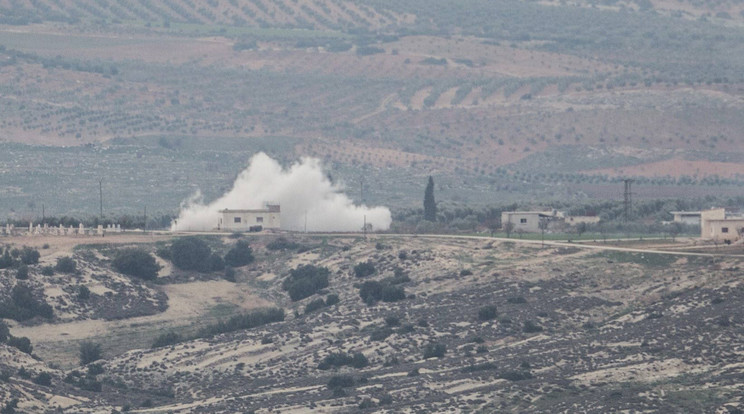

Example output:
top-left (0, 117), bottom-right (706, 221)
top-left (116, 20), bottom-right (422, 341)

top-left (1, 234), bottom-right (742, 412)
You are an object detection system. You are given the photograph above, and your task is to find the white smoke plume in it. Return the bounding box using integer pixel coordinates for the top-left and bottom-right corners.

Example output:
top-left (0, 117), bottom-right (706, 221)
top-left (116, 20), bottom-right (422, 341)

top-left (171, 152), bottom-right (392, 232)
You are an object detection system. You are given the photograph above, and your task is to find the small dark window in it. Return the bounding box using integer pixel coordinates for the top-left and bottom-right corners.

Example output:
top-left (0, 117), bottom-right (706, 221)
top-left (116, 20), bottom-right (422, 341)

top-left (722, 227), bottom-right (729, 233)
top-left (234, 217), bottom-right (242, 223)
top-left (520, 218), bottom-right (527, 224)
top-left (256, 217), bottom-right (264, 223)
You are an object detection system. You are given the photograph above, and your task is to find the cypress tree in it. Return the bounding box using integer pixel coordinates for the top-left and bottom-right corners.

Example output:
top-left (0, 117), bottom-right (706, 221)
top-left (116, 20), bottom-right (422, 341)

top-left (424, 176), bottom-right (437, 221)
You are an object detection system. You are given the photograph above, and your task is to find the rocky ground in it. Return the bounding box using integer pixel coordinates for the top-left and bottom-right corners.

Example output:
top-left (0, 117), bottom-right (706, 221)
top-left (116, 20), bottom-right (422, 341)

top-left (0, 234), bottom-right (743, 413)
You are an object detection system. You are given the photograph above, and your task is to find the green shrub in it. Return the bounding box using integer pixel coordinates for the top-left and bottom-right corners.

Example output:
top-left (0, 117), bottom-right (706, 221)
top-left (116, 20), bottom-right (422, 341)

top-left (384, 315), bottom-right (400, 327)
top-left (381, 285), bottom-right (406, 302)
top-left (266, 237), bottom-right (301, 251)
top-left (79, 341), bottom-right (102, 365)
top-left (352, 352), bottom-right (370, 369)
top-left (197, 307), bottom-right (284, 338)
top-left (353, 261), bottom-right (376, 278)
top-left (358, 398), bottom-right (375, 409)
top-left (77, 286), bottom-right (90, 301)
top-left (327, 375), bottom-right (355, 389)
top-left (152, 332), bottom-right (182, 348)
top-left (282, 265), bottom-right (330, 301)
top-left (325, 294), bottom-right (340, 306)
top-left (33, 372), bottom-right (52, 386)
top-left (523, 320), bottom-right (543, 333)
top-left (507, 296), bottom-right (527, 304)
top-left (7, 336), bottom-right (32, 354)
top-left (155, 246), bottom-right (171, 260)
top-left (224, 266), bottom-right (236, 282)
top-left (0, 284), bottom-right (53, 321)
top-left (209, 253), bottom-right (225, 272)
top-left (55, 257), bottom-right (77, 273)
top-left (112, 248), bottom-right (160, 280)
top-left (170, 237), bottom-right (212, 272)
top-left (15, 265), bottom-right (28, 280)
top-left (224, 240), bottom-right (254, 267)
top-left (423, 343), bottom-right (446, 359)
top-left (500, 370), bottom-right (534, 381)
top-left (40, 266), bottom-right (54, 276)
top-left (20, 247), bottom-right (40, 265)
top-left (370, 327), bottom-right (394, 341)
top-left (478, 305), bottom-right (498, 321)
top-left (0, 320), bottom-right (8, 342)
top-left (305, 298), bottom-right (326, 314)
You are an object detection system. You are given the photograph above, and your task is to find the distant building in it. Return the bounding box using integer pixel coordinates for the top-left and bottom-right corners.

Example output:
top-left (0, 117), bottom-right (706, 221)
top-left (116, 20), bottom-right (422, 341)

top-left (501, 210), bottom-right (563, 233)
top-left (700, 208), bottom-right (744, 243)
top-left (218, 204), bottom-right (280, 232)
top-left (565, 215), bottom-right (600, 225)
top-left (669, 211), bottom-right (702, 226)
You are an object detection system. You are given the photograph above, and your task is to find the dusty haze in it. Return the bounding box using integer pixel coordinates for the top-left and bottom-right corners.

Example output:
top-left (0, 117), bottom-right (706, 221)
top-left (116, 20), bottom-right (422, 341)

top-left (171, 153), bottom-right (392, 232)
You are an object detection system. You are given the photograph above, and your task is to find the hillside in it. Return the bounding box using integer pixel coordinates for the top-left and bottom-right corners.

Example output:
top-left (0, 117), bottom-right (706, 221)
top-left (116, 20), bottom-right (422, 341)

top-left (0, 234), bottom-right (742, 412)
top-left (0, 0), bottom-right (743, 214)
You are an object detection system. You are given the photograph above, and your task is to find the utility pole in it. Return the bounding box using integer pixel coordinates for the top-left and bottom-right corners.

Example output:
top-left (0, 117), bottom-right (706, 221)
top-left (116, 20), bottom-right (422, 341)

top-left (363, 215), bottom-right (367, 239)
top-left (144, 206), bottom-right (147, 234)
top-left (623, 179), bottom-right (633, 222)
top-left (360, 176), bottom-right (365, 205)
top-left (99, 178), bottom-right (104, 221)
top-left (42, 204), bottom-right (45, 225)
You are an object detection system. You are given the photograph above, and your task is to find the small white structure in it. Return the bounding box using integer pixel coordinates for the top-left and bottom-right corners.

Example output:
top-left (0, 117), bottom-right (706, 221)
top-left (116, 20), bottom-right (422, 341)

top-left (501, 210), bottom-right (563, 233)
top-left (701, 208), bottom-right (744, 243)
top-left (670, 211), bottom-right (702, 226)
top-left (565, 215), bottom-right (600, 225)
top-left (218, 204), bottom-right (280, 232)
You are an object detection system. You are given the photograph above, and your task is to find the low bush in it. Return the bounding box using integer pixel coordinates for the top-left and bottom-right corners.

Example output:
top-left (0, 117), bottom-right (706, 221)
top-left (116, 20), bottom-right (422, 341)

top-left (325, 294), bottom-right (340, 306)
top-left (282, 265), bottom-right (330, 301)
top-left (15, 265), bottom-right (28, 280)
top-left (20, 247), bottom-right (40, 265)
top-left (327, 375), bottom-right (355, 389)
top-left (224, 240), bottom-right (254, 267)
top-left (523, 320), bottom-right (543, 333)
top-left (33, 372), bottom-right (52, 386)
top-left (478, 305), bottom-right (498, 321)
top-left (7, 336), bottom-right (32, 354)
top-left (500, 370), bottom-right (534, 381)
top-left (198, 307), bottom-right (284, 338)
top-left (112, 248), bottom-right (160, 280)
top-left (266, 237), bottom-right (301, 251)
top-left (77, 286), bottom-right (90, 301)
top-left (79, 341), bottom-right (102, 365)
top-left (318, 352), bottom-right (369, 370)
top-left (170, 237), bottom-right (213, 272)
top-left (40, 266), bottom-right (54, 276)
top-left (0, 284), bottom-right (54, 321)
top-left (152, 332), bottom-right (182, 348)
top-left (353, 261), bottom-right (376, 278)
top-left (55, 257), bottom-right (77, 273)
top-left (423, 343), bottom-right (446, 359)
top-left (305, 298), bottom-right (326, 314)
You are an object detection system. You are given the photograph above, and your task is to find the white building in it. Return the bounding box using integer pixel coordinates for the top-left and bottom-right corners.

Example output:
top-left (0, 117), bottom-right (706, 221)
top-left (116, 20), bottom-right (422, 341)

top-left (700, 208), bottom-right (744, 243)
top-left (669, 211), bottom-right (702, 226)
top-left (218, 205), bottom-right (280, 232)
top-left (501, 210), bottom-right (563, 233)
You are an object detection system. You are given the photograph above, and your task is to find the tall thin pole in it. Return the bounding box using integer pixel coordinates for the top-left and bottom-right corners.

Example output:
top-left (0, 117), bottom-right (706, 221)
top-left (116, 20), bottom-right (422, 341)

top-left (304, 210), bottom-right (307, 233)
top-left (363, 215), bottom-right (367, 239)
top-left (144, 206), bottom-right (147, 234)
top-left (42, 204), bottom-right (45, 224)
top-left (99, 178), bottom-right (103, 221)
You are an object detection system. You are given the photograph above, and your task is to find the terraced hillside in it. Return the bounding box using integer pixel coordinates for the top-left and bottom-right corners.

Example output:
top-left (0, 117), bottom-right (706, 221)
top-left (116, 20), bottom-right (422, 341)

top-left (0, 234), bottom-right (742, 412)
top-left (0, 0), bottom-right (411, 30)
top-left (0, 0), bottom-right (743, 215)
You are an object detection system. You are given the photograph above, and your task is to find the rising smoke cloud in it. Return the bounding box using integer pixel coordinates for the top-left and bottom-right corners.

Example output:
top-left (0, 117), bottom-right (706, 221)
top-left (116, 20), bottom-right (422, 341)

top-left (171, 152), bottom-right (392, 232)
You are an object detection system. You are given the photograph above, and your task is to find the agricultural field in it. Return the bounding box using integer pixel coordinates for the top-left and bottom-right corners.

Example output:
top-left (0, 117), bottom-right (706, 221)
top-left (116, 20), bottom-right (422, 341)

top-left (0, 233), bottom-right (742, 412)
top-left (0, 0), bottom-right (744, 215)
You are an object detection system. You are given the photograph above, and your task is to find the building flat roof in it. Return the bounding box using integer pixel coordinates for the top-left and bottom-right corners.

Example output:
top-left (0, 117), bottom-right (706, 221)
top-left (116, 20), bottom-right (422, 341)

top-left (220, 208), bottom-right (277, 213)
